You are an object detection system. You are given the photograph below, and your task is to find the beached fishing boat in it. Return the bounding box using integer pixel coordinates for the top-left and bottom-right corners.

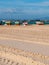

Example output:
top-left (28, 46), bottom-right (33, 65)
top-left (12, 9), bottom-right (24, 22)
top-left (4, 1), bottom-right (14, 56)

top-left (36, 21), bottom-right (44, 25)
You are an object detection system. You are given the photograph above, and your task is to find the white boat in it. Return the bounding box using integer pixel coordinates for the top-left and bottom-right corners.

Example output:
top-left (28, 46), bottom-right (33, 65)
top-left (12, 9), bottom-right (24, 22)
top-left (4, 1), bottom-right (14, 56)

top-left (36, 21), bottom-right (44, 25)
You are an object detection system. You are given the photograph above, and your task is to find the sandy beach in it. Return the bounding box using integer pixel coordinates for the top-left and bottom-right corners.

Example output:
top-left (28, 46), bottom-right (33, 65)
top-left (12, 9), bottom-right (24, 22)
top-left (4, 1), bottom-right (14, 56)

top-left (0, 25), bottom-right (49, 65)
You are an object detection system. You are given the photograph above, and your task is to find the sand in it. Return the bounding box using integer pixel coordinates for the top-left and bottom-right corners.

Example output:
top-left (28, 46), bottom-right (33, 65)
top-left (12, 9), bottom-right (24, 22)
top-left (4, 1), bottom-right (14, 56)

top-left (0, 45), bottom-right (46, 65)
top-left (0, 25), bottom-right (49, 45)
top-left (0, 25), bottom-right (49, 65)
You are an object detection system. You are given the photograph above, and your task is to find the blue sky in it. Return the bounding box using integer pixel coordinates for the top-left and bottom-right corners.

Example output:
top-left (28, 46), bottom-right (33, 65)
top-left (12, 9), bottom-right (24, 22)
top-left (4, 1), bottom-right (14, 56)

top-left (0, 0), bottom-right (49, 20)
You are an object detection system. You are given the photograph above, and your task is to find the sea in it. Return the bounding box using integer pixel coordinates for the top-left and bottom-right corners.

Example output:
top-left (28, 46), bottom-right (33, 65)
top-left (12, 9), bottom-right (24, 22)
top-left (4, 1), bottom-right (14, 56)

top-left (28, 21), bottom-right (49, 25)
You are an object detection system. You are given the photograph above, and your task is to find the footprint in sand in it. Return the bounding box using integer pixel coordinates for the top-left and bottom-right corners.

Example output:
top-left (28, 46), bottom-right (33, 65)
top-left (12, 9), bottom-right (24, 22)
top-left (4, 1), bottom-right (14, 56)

top-left (0, 45), bottom-right (47, 65)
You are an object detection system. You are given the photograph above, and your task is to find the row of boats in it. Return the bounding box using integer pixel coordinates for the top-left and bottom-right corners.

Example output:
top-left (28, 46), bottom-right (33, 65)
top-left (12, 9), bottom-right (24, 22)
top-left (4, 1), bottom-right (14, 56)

top-left (0, 20), bottom-right (49, 25)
